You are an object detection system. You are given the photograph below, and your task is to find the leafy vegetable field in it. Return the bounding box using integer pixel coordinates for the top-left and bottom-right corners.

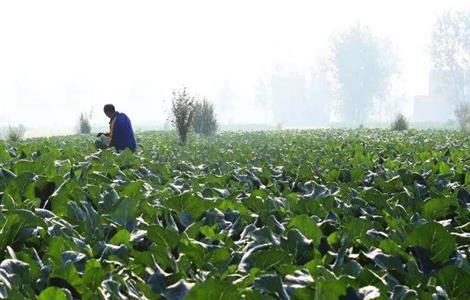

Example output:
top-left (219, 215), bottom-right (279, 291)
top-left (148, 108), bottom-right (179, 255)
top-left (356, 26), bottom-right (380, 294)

top-left (1, 130), bottom-right (470, 299)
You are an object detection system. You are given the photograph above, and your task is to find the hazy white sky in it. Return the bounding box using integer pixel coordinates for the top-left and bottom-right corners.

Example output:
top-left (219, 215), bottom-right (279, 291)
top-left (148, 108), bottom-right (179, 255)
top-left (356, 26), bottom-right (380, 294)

top-left (0, 0), bottom-right (468, 132)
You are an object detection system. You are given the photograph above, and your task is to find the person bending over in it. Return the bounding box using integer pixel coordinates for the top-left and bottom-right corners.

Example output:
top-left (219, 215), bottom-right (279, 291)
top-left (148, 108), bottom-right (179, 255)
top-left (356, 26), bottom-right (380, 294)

top-left (97, 104), bottom-right (136, 152)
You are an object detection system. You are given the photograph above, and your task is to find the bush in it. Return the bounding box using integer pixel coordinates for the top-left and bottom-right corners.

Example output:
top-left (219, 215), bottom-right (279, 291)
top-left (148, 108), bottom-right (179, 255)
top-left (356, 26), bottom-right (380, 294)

top-left (171, 87), bottom-right (195, 145)
top-left (391, 113), bottom-right (408, 131)
top-left (6, 125), bottom-right (26, 142)
top-left (454, 102), bottom-right (470, 132)
top-left (78, 112), bottom-right (92, 134)
top-left (193, 98), bottom-right (218, 137)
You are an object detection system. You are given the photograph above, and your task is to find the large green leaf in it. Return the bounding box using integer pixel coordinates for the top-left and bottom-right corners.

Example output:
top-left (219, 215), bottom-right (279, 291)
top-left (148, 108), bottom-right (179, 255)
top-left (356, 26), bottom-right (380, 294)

top-left (164, 192), bottom-right (212, 220)
top-left (437, 266), bottom-right (470, 298)
top-left (281, 229), bottom-right (314, 264)
top-left (82, 259), bottom-right (106, 290)
top-left (423, 197), bottom-right (457, 220)
top-left (0, 143), bottom-right (10, 163)
top-left (254, 274), bottom-right (289, 300)
top-left (38, 287), bottom-right (71, 300)
top-left (110, 197), bottom-right (140, 228)
top-left (287, 214), bottom-right (322, 245)
top-left (405, 222), bottom-right (456, 263)
top-left (186, 278), bottom-right (239, 299)
top-left (147, 225), bottom-right (180, 250)
top-left (109, 229), bottom-right (131, 246)
top-left (0, 209), bottom-right (48, 252)
top-left (239, 246), bottom-right (291, 273)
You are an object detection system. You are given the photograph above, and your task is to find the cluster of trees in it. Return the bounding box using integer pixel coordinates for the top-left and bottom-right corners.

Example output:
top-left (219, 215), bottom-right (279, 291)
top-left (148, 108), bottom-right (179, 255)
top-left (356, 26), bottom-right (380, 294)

top-left (254, 66), bottom-right (332, 128)
top-left (330, 24), bottom-right (398, 125)
top-left (170, 87), bottom-right (218, 144)
top-left (2, 125), bottom-right (26, 142)
top-left (251, 10), bottom-right (470, 129)
top-left (78, 111), bottom-right (92, 134)
top-left (430, 11), bottom-right (470, 131)
top-left (76, 10), bottom-right (469, 134)
top-left (253, 24), bottom-right (399, 127)
top-left (75, 87), bottom-right (219, 145)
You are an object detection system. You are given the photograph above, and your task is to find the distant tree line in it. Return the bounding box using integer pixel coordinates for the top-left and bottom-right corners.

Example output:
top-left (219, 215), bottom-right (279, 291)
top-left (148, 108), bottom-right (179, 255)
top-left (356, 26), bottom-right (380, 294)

top-left (253, 23), bottom-right (399, 127)
top-left (329, 24), bottom-right (398, 125)
top-left (248, 10), bottom-right (470, 129)
top-left (431, 10), bottom-right (470, 131)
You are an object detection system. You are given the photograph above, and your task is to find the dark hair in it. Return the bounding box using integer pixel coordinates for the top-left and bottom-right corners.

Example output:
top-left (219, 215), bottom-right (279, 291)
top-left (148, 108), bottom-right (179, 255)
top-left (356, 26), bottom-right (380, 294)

top-left (103, 104), bottom-right (115, 113)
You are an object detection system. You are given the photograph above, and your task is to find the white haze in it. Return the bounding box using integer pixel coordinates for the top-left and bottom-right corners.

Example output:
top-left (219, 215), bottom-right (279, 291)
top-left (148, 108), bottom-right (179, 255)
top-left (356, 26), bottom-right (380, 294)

top-left (0, 0), bottom-right (468, 135)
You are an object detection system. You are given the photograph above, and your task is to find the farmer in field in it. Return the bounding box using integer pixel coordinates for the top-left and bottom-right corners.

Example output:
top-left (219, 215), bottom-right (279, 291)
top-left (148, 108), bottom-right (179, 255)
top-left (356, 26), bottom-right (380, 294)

top-left (96, 104), bottom-right (136, 152)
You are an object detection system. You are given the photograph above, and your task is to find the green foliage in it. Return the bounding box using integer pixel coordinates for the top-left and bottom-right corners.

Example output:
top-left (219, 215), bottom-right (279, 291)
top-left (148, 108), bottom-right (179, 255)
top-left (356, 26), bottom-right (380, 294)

top-left (405, 222), bottom-right (456, 263)
top-left (171, 87), bottom-right (194, 145)
top-left (391, 113), bottom-right (409, 131)
top-left (437, 266), bottom-right (470, 298)
top-left (0, 129), bottom-right (469, 298)
top-left (330, 23), bottom-right (398, 123)
top-left (38, 287), bottom-right (71, 300)
top-left (78, 112), bottom-right (92, 134)
top-left (6, 125), bottom-right (26, 142)
top-left (431, 10), bottom-right (470, 104)
top-left (193, 98), bottom-right (218, 137)
top-left (187, 279), bottom-right (239, 299)
top-left (454, 102), bottom-right (470, 131)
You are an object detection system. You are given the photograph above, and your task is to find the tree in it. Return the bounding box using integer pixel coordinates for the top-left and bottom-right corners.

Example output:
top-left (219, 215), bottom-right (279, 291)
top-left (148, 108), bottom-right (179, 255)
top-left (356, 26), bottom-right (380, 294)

top-left (431, 10), bottom-right (470, 104)
top-left (78, 112), bottom-right (92, 134)
top-left (454, 102), bottom-right (470, 131)
top-left (193, 98), bottom-right (218, 137)
top-left (329, 24), bottom-right (397, 124)
top-left (254, 63), bottom-right (333, 127)
top-left (254, 78), bottom-right (273, 124)
top-left (305, 64), bottom-right (334, 126)
top-left (391, 113), bottom-right (409, 131)
top-left (6, 124), bottom-right (26, 142)
top-left (171, 87), bottom-right (194, 145)
top-left (270, 66), bottom-right (307, 127)
top-left (215, 79), bottom-right (235, 124)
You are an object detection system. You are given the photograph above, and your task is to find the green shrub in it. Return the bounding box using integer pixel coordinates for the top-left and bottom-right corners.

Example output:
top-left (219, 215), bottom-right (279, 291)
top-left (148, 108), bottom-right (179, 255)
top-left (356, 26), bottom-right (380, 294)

top-left (454, 102), bottom-right (470, 132)
top-left (391, 113), bottom-right (408, 131)
top-left (78, 112), bottom-right (92, 134)
top-left (193, 98), bottom-right (218, 137)
top-left (6, 125), bottom-right (26, 142)
top-left (171, 87), bottom-right (194, 144)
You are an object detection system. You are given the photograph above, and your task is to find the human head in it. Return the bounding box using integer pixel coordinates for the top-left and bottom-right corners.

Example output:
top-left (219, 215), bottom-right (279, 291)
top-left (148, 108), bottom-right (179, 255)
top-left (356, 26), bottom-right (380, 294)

top-left (103, 104), bottom-right (116, 118)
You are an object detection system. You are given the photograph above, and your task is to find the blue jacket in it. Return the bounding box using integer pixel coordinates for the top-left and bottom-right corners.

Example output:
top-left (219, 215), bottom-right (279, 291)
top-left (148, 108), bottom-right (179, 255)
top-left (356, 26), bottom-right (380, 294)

top-left (110, 112), bottom-right (136, 152)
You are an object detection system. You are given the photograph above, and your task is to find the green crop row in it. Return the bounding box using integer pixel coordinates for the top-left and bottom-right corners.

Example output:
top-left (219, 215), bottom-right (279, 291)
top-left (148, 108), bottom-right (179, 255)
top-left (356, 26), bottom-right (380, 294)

top-left (0, 129), bottom-right (469, 299)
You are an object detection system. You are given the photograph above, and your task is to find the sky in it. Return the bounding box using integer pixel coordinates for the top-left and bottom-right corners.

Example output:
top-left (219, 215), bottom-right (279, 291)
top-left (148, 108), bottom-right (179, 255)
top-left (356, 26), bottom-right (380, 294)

top-left (0, 0), bottom-right (469, 134)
